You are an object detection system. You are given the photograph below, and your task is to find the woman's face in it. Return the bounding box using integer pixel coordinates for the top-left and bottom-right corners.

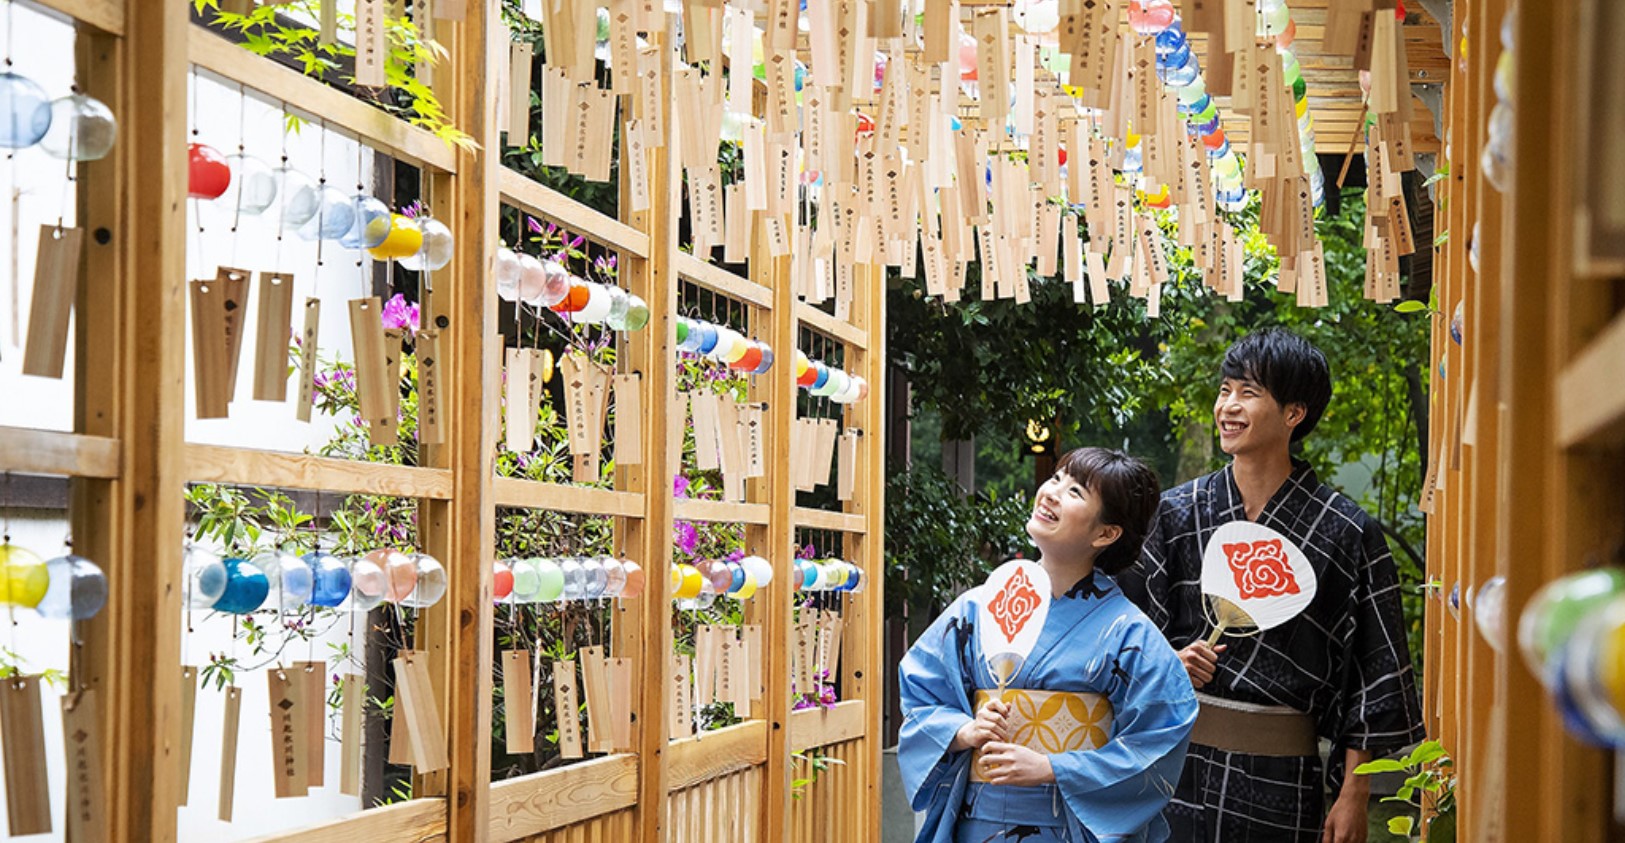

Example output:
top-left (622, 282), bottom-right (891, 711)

top-left (1026, 470), bottom-right (1115, 557)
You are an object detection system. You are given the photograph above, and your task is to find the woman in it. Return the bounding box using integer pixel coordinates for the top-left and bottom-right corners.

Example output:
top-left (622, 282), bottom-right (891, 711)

top-left (898, 447), bottom-right (1198, 843)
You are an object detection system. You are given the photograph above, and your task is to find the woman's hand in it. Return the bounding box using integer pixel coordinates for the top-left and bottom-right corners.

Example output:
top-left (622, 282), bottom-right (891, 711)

top-left (977, 742), bottom-right (1056, 786)
top-left (951, 698), bottom-right (1011, 752)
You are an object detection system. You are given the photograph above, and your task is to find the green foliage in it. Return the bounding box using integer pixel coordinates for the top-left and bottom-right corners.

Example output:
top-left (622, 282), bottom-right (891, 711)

top-left (193, 0), bottom-right (473, 151)
top-left (1355, 740), bottom-right (1456, 842)
top-left (0, 648), bottom-right (68, 691)
top-left (790, 746), bottom-right (846, 799)
top-left (883, 460), bottom-right (1033, 621)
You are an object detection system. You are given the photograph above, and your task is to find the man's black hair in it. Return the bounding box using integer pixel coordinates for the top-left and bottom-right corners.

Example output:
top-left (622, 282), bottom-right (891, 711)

top-left (1220, 328), bottom-right (1333, 442)
top-left (1056, 447), bottom-right (1161, 576)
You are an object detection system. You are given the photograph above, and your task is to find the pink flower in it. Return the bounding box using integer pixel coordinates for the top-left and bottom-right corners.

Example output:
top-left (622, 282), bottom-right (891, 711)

top-left (674, 520), bottom-right (699, 555)
top-left (673, 475), bottom-right (691, 499)
top-left (380, 293), bottom-right (420, 334)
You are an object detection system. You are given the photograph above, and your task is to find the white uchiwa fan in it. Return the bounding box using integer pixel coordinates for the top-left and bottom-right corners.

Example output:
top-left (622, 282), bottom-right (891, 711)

top-left (976, 559), bottom-right (1053, 701)
top-left (1201, 521), bottom-right (1318, 645)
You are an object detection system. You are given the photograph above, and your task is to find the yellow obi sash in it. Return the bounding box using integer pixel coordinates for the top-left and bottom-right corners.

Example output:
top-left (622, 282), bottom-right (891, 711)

top-left (969, 689), bottom-right (1113, 782)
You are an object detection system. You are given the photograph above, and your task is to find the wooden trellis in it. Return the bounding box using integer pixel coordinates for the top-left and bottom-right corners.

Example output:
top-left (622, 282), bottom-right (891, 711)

top-left (0, 1), bottom-right (884, 841)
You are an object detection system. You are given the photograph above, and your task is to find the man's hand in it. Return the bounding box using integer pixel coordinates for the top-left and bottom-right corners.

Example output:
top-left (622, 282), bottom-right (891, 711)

top-left (951, 698), bottom-right (1011, 752)
top-left (978, 742), bottom-right (1056, 787)
top-left (1321, 789), bottom-right (1368, 843)
top-left (1179, 642), bottom-right (1227, 688)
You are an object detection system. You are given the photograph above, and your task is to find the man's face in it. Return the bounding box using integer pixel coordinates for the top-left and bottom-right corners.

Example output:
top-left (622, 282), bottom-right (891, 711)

top-left (1214, 377), bottom-right (1302, 457)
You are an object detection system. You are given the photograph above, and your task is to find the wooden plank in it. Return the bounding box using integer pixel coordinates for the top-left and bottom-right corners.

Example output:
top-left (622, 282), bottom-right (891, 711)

top-left (788, 700), bottom-right (867, 752)
top-left (791, 506), bottom-right (866, 534)
top-left (237, 798), bottom-right (448, 843)
top-left (1554, 311), bottom-right (1625, 447)
top-left (188, 27), bottom-right (457, 174)
top-left (0, 427), bottom-right (120, 478)
top-left (499, 166), bottom-right (649, 258)
top-left (493, 477), bottom-right (644, 516)
top-left (665, 720), bottom-right (768, 790)
top-left (675, 252), bottom-right (774, 310)
top-left (793, 303), bottom-right (868, 350)
top-left (487, 755), bottom-right (639, 839)
top-left (672, 498), bottom-right (771, 525)
top-left (184, 444), bottom-right (454, 499)
top-left (18, 0), bottom-right (123, 35)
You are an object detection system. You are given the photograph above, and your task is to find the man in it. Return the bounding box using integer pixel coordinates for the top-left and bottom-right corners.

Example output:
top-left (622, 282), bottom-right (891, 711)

top-left (1120, 328), bottom-right (1424, 843)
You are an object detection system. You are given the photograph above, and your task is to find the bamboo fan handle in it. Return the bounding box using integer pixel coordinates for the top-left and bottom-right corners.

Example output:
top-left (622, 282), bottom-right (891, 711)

top-left (1205, 621), bottom-right (1228, 647)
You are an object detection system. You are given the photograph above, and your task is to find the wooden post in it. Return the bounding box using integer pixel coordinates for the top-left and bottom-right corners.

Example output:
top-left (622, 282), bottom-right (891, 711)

top-left (761, 219), bottom-right (797, 843)
top-left (73, 5), bottom-right (188, 842)
top-left (418, 2), bottom-right (499, 840)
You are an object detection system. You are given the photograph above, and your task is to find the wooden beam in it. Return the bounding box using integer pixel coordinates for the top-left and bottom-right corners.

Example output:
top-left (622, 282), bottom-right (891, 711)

top-left (21, 0), bottom-right (123, 35)
top-left (1554, 311), bottom-right (1625, 447)
top-left (238, 798), bottom-right (448, 843)
top-left (788, 700), bottom-right (867, 751)
top-left (0, 427), bottom-right (120, 478)
top-left (666, 720), bottom-right (768, 790)
top-left (188, 26), bottom-right (458, 174)
top-left (487, 755), bottom-right (639, 840)
top-left (794, 302), bottom-right (869, 350)
top-left (676, 252), bottom-right (774, 310)
top-left (493, 477), bottom-right (644, 516)
top-left (184, 444), bottom-right (454, 499)
top-left (791, 506), bottom-right (867, 534)
top-left (500, 166), bottom-right (650, 258)
top-left (673, 498), bottom-right (771, 525)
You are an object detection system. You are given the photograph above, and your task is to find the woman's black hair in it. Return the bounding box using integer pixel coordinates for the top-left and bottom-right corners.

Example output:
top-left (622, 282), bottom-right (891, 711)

top-left (1055, 447), bottom-right (1161, 576)
top-left (1220, 328), bottom-right (1333, 442)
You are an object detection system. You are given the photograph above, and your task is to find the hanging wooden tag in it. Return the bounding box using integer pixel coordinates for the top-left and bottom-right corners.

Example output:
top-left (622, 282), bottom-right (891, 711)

top-left (606, 657), bottom-right (633, 750)
top-left (538, 67), bottom-right (570, 166)
top-left (826, 613), bottom-right (847, 680)
top-left (559, 352), bottom-right (595, 456)
top-left (741, 624), bottom-right (764, 708)
top-left (814, 417), bottom-right (841, 488)
top-left (388, 665), bottom-right (414, 766)
top-left (718, 399), bottom-right (747, 500)
top-left (268, 667), bottom-right (310, 797)
top-left (355, 0), bottom-right (387, 86)
top-left (837, 428), bottom-right (858, 501)
top-left (670, 653), bottom-right (694, 738)
top-left (792, 417), bottom-right (814, 491)
top-left (294, 298), bottom-right (321, 422)
top-left (218, 686), bottom-right (242, 821)
top-left (724, 184), bottom-right (750, 264)
top-left (612, 373), bottom-right (644, 466)
top-left (744, 403), bottom-right (765, 478)
top-left (923, 0), bottom-right (956, 62)
top-left (691, 391), bottom-right (723, 471)
top-left (299, 661), bottom-right (326, 787)
top-left (180, 666), bottom-right (198, 804)
top-left (1069, 0), bottom-right (1120, 110)
top-left (1139, 216), bottom-right (1170, 288)
top-left (0, 677), bottom-right (48, 835)
top-left (62, 689), bottom-right (107, 841)
top-left (973, 8), bottom-right (1011, 123)
top-left (581, 646), bottom-right (614, 754)
top-left (502, 650), bottom-right (534, 755)
top-left (552, 660), bottom-right (584, 759)
top-left (393, 652), bottom-right (449, 772)
top-left (340, 674), bottom-right (363, 795)
top-left (1065, 220), bottom-right (1085, 303)
top-left (814, 610), bottom-right (834, 678)
top-left (1085, 249), bottom-right (1110, 307)
top-left (716, 627), bottom-right (738, 706)
top-left (188, 279), bottom-right (231, 419)
top-left (249, 271), bottom-right (296, 401)
top-left (976, 226), bottom-right (999, 301)
top-left (20, 225), bottom-right (82, 379)
top-left (795, 616), bottom-right (816, 693)
top-left (319, 0), bottom-right (338, 44)
top-left (508, 40), bottom-right (533, 147)
top-left (415, 328), bottom-right (444, 444)
top-left (348, 298), bottom-right (398, 444)
top-left (503, 347), bottom-right (535, 453)
top-left (693, 625), bottom-right (718, 706)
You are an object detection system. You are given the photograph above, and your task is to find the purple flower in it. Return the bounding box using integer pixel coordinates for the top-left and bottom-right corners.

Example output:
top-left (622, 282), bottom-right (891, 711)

top-left (401, 200), bottom-right (426, 219)
top-left (673, 475), bottom-right (691, 499)
top-left (724, 549), bottom-right (744, 563)
top-left (674, 520), bottom-right (698, 555)
top-left (797, 544), bottom-right (817, 561)
top-left (380, 293), bottom-right (420, 333)
top-left (527, 216), bottom-right (545, 234)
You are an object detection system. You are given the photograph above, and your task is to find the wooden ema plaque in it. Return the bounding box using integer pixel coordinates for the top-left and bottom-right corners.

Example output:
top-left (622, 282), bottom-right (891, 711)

top-left (62, 689), bottom-right (107, 841)
top-left (0, 677), bottom-right (49, 835)
top-left (252, 272), bottom-right (295, 401)
top-left (21, 225), bottom-right (83, 379)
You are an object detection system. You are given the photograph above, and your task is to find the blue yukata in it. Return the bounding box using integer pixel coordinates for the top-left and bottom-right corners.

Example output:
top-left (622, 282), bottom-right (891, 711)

top-left (898, 570), bottom-right (1198, 843)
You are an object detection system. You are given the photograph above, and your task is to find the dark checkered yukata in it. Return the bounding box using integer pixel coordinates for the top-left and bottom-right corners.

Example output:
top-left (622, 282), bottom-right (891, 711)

top-left (1119, 462), bottom-right (1425, 843)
